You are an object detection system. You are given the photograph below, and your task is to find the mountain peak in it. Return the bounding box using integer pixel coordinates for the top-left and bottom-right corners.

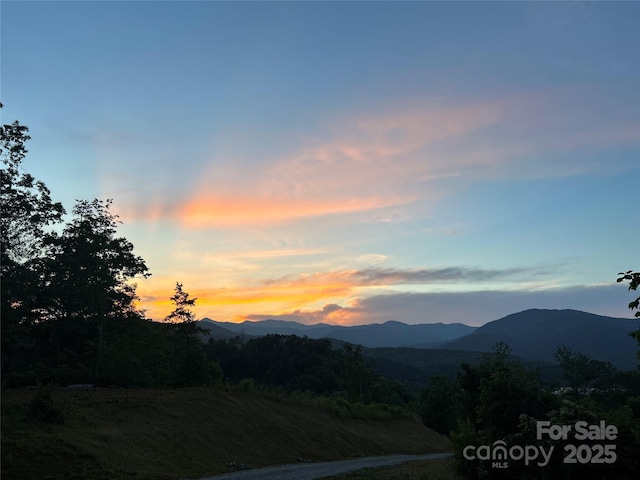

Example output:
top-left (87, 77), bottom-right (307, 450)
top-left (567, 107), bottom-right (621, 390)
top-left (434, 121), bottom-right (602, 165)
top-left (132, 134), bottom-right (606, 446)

top-left (439, 309), bottom-right (640, 370)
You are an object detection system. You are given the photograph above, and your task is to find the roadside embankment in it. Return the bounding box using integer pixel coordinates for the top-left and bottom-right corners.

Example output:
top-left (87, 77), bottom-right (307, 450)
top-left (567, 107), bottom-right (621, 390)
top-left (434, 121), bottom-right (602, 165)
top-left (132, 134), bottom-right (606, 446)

top-left (1, 387), bottom-right (449, 480)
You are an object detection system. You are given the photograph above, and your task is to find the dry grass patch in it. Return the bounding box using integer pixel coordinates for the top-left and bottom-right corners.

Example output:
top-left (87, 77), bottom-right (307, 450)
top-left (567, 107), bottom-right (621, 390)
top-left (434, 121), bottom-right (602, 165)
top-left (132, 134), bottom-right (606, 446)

top-left (2, 387), bottom-right (448, 480)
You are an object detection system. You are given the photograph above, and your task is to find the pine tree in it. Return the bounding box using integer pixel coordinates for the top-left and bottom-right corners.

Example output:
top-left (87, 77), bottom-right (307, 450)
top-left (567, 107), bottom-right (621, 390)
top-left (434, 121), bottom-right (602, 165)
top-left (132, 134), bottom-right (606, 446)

top-left (165, 282), bottom-right (208, 386)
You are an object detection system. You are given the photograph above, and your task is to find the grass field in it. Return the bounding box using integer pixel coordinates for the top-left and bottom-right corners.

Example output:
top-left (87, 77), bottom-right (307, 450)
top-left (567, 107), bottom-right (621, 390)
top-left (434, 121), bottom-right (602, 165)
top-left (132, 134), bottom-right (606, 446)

top-left (1, 387), bottom-right (449, 480)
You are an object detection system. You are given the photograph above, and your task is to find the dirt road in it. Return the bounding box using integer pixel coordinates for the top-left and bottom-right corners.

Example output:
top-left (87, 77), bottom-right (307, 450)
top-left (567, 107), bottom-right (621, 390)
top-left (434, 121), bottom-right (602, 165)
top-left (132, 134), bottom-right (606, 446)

top-left (199, 453), bottom-right (453, 480)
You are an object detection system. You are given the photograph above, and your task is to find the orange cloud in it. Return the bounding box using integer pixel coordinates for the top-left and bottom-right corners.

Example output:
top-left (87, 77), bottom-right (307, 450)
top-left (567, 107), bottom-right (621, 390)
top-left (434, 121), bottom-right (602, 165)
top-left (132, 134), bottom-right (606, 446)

top-left (136, 265), bottom-right (543, 322)
top-left (177, 193), bottom-right (411, 228)
top-left (137, 276), bottom-right (357, 322)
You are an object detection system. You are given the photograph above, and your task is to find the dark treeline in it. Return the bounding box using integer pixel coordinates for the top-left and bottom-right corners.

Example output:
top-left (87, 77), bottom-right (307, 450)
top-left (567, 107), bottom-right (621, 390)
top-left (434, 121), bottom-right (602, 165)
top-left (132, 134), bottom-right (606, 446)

top-left (204, 335), bottom-right (411, 406)
top-left (418, 342), bottom-right (640, 479)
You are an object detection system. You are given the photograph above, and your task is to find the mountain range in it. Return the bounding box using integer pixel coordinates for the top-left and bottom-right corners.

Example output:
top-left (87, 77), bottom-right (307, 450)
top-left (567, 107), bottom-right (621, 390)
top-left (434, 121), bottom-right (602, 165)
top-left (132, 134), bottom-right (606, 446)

top-left (199, 318), bottom-right (474, 348)
top-left (198, 309), bottom-right (640, 371)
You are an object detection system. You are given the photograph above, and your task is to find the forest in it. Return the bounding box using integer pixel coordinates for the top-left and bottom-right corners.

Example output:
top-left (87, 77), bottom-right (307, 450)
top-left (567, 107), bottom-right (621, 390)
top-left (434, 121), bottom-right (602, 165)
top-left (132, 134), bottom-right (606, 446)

top-left (2, 110), bottom-right (640, 479)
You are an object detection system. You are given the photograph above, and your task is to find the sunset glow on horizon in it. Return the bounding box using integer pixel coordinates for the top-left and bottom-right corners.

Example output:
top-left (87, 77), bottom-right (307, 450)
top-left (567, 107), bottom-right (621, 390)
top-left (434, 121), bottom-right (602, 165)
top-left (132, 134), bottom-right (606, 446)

top-left (3, 1), bottom-right (638, 327)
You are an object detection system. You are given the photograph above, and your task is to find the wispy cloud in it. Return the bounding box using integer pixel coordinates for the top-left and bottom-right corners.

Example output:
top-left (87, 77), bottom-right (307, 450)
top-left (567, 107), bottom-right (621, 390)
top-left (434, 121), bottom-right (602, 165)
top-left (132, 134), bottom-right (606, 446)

top-left (349, 266), bottom-right (535, 285)
top-left (215, 248), bottom-right (331, 260)
top-left (117, 87), bottom-right (637, 230)
top-left (170, 97), bottom-right (513, 228)
top-left (264, 266), bottom-right (541, 288)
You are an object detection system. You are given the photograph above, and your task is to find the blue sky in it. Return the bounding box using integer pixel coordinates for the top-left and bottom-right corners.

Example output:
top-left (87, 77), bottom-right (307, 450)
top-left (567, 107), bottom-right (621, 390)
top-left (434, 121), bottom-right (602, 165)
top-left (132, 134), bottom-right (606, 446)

top-left (2, 0), bottom-right (638, 325)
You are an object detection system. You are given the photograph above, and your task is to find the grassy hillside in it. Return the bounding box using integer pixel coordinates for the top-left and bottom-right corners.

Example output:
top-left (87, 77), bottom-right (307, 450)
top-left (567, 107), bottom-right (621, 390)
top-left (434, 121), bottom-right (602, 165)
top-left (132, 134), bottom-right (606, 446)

top-left (1, 387), bottom-right (449, 480)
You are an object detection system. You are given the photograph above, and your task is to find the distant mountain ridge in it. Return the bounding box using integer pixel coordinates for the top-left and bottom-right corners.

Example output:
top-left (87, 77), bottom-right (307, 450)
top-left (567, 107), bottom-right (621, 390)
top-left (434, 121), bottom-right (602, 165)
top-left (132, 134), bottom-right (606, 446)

top-left (438, 309), bottom-right (640, 370)
top-left (198, 318), bottom-right (475, 348)
top-left (198, 309), bottom-right (640, 371)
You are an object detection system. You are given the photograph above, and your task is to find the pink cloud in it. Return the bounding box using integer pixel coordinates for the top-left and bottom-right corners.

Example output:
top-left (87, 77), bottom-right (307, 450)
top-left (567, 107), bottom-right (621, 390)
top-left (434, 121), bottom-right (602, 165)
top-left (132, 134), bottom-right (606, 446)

top-left (165, 97), bottom-right (517, 228)
top-left (118, 88), bottom-right (637, 229)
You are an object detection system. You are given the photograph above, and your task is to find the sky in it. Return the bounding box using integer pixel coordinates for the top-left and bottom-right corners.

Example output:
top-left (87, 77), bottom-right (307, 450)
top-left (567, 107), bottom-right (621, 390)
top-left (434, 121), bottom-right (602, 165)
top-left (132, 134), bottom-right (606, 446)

top-left (1, 0), bottom-right (639, 326)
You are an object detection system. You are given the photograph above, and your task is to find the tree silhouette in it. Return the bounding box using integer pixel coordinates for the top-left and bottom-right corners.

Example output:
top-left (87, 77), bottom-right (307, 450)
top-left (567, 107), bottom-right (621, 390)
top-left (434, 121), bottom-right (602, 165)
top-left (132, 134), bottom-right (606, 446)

top-left (166, 282), bottom-right (197, 324)
top-left (554, 346), bottom-right (614, 397)
top-left (1, 108), bottom-right (64, 377)
top-left (165, 282), bottom-right (208, 386)
top-left (618, 270), bottom-right (640, 363)
top-left (43, 198), bottom-right (150, 381)
top-left (0, 110), bottom-right (64, 263)
top-left (1, 108), bottom-right (156, 385)
top-left (618, 270), bottom-right (640, 318)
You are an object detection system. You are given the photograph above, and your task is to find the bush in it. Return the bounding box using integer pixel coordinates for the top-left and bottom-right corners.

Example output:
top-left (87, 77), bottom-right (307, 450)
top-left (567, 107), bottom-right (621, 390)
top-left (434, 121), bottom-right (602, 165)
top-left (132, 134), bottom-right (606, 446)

top-left (28, 388), bottom-right (65, 423)
top-left (238, 378), bottom-right (254, 393)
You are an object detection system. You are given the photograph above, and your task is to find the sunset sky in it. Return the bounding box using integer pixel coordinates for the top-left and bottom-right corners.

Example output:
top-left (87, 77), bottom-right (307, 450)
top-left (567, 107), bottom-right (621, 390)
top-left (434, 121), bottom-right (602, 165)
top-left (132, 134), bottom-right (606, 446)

top-left (2, 1), bottom-right (639, 326)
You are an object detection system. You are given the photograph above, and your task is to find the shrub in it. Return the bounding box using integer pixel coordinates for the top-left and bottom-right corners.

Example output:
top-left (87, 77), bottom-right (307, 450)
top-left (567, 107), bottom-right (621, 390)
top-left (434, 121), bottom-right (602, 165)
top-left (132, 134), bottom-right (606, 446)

top-left (28, 388), bottom-right (65, 423)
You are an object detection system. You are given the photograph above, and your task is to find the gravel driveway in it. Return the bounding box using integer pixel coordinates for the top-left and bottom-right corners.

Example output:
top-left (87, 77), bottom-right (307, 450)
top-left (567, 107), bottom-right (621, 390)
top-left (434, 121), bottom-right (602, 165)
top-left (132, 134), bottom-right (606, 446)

top-left (197, 453), bottom-right (453, 480)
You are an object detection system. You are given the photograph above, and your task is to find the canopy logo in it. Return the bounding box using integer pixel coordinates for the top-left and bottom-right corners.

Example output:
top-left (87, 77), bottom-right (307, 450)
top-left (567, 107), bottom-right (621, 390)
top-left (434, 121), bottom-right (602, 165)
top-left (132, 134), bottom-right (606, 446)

top-left (463, 440), bottom-right (553, 468)
top-left (463, 421), bottom-right (618, 469)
